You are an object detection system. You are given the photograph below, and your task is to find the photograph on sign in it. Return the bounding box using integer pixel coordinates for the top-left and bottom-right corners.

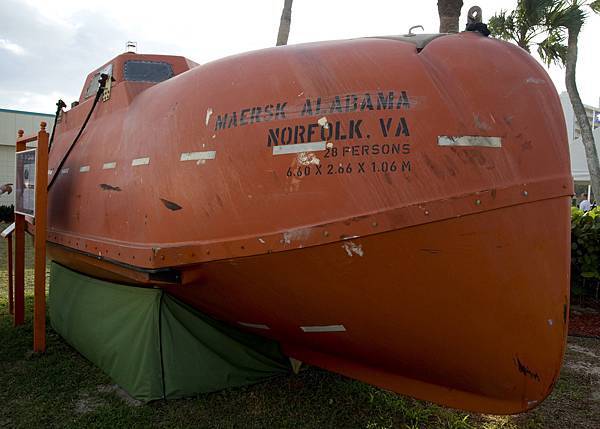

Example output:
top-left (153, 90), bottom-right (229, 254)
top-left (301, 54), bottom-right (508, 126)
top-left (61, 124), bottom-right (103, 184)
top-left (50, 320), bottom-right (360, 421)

top-left (15, 148), bottom-right (37, 217)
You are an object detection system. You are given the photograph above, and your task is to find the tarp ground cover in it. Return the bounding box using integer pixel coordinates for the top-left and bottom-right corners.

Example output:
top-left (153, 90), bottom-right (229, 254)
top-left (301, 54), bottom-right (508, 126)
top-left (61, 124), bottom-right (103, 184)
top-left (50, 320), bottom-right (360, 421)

top-left (49, 262), bottom-right (289, 401)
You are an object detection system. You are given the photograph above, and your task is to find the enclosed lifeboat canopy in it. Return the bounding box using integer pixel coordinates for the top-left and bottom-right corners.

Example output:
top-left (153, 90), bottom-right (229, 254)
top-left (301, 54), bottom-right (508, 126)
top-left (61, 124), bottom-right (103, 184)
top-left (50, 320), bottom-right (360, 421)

top-left (47, 30), bottom-right (571, 414)
top-left (77, 52), bottom-right (198, 104)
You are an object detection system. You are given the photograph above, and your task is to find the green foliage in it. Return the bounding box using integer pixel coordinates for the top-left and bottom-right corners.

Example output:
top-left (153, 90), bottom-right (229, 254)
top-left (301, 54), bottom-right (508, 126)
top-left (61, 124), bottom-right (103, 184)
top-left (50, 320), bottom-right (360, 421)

top-left (571, 207), bottom-right (600, 294)
top-left (488, 0), bottom-right (567, 59)
top-left (489, 0), bottom-right (597, 67)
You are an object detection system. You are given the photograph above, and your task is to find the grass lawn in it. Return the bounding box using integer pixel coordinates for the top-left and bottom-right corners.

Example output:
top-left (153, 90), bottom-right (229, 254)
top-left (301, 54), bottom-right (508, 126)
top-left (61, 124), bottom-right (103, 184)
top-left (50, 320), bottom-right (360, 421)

top-left (0, 232), bottom-right (599, 428)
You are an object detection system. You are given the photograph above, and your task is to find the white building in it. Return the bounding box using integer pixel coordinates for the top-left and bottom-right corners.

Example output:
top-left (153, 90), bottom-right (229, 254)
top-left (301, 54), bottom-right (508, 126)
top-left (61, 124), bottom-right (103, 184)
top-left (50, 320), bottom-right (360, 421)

top-left (560, 92), bottom-right (600, 145)
top-left (561, 92), bottom-right (600, 200)
top-left (0, 108), bottom-right (55, 206)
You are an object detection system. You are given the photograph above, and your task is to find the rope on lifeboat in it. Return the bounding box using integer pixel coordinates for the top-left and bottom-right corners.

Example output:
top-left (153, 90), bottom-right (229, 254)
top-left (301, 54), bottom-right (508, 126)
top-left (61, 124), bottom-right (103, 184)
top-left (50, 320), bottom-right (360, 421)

top-left (48, 73), bottom-right (109, 191)
top-left (48, 99), bottom-right (67, 152)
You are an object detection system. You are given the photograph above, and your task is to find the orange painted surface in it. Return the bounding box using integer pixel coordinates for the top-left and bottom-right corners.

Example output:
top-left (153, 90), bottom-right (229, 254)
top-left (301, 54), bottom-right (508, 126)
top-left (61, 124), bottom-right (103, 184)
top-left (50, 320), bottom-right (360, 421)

top-left (47, 32), bottom-right (572, 413)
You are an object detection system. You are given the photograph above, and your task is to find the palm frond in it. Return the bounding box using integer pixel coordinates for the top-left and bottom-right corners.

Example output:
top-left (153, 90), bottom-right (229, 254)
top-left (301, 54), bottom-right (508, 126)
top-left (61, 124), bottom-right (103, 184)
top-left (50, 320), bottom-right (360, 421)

top-left (537, 29), bottom-right (568, 66)
top-left (550, 1), bottom-right (586, 30)
top-left (488, 11), bottom-right (513, 38)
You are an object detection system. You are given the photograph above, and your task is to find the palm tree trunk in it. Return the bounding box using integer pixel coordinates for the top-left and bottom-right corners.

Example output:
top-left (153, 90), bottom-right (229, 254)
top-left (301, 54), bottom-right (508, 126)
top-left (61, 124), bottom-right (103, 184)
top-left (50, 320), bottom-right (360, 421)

top-left (565, 26), bottom-right (600, 198)
top-left (276, 0), bottom-right (293, 46)
top-left (438, 0), bottom-right (464, 33)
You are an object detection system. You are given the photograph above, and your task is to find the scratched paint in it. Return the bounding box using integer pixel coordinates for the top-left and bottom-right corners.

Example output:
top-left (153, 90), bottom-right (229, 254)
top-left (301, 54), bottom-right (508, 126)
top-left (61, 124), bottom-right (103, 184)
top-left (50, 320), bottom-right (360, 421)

top-left (283, 229), bottom-right (311, 244)
top-left (342, 241), bottom-right (364, 257)
top-left (297, 152), bottom-right (321, 166)
top-left (205, 107), bottom-right (213, 126)
top-left (99, 184), bottom-right (121, 192)
top-left (318, 116), bottom-right (329, 129)
top-left (526, 77), bottom-right (545, 84)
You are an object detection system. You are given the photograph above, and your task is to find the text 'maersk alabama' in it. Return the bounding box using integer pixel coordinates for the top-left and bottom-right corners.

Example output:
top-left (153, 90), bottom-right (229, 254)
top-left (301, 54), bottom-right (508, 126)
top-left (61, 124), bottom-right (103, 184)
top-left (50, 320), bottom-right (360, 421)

top-left (211, 90), bottom-right (412, 146)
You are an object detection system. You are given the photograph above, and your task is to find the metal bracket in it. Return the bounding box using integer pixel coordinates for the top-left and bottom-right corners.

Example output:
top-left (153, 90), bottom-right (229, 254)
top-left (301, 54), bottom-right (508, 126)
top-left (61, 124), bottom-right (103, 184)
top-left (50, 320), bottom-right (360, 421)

top-left (102, 76), bottom-right (113, 102)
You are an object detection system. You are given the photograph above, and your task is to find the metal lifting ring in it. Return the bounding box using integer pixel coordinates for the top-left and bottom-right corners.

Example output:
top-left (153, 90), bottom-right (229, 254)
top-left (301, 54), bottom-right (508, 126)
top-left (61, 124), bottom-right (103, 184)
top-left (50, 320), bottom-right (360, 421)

top-left (467, 6), bottom-right (483, 24)
top-left (408, 25), bottom-right (424, 36)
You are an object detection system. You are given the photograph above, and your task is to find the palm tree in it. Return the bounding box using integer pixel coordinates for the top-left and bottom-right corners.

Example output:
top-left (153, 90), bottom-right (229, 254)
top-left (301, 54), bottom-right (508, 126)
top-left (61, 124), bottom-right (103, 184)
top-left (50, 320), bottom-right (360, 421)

top-left (490, 0), bottom-right (600, 197)
top-left (563, 1), bottom-right (600, 198)
top-left (488, 0), bottom-right (566, 58)
top-left (276, 0), bottom-right (293, 46)
top-left (438, 0), bottom-right (464, 32)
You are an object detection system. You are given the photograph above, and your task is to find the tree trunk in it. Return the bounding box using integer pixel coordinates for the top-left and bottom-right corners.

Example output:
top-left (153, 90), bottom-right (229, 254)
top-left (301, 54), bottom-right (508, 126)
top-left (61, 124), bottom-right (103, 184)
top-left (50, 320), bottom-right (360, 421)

top-left (276, 0), bottom-right (293, 46)
top-left (565, 26), bottom-right (600, 198)
top-left (438, 0), bottom-right (464, 33)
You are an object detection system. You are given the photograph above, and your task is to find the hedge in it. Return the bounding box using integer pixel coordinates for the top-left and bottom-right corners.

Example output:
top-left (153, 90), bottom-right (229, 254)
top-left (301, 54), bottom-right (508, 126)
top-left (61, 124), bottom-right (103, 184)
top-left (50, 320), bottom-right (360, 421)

top-left (571, 206), bottom-right (600, 300)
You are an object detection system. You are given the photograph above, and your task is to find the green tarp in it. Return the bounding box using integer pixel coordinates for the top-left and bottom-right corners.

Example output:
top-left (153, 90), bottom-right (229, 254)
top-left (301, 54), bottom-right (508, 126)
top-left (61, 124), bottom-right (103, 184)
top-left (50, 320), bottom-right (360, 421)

top-left (49, 263), bottom-right (290, 401)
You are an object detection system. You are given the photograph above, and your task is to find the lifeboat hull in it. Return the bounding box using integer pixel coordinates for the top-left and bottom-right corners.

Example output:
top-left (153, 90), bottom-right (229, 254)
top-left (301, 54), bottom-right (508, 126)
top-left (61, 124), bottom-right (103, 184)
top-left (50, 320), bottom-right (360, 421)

top-left (159, 197), bottom-right (569, 414)
top-left (47, 31), bottom-right (572, 413)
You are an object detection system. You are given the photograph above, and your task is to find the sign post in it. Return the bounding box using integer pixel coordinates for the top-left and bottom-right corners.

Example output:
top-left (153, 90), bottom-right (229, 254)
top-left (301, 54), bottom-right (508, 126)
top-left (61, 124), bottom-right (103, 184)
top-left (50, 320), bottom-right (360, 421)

top-left (33, 123), bottom-right (48, 352)
top-left (13, 122), bottom-right (49, 352)
top-left (14, 131), bottom-right (26, 326)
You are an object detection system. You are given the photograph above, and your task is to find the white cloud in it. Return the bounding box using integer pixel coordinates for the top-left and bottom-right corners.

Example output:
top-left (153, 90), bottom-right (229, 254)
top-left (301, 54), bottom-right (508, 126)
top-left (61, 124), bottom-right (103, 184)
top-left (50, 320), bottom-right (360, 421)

top-left (0, 38), bottom-right (26, 56)
top-left (0, 89), bottom-right (70, 114)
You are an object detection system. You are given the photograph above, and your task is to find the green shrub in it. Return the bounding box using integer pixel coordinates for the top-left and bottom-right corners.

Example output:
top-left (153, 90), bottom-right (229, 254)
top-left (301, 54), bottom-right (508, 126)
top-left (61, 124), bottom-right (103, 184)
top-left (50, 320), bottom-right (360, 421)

top-left (571, 206), bottom-right (600, 299)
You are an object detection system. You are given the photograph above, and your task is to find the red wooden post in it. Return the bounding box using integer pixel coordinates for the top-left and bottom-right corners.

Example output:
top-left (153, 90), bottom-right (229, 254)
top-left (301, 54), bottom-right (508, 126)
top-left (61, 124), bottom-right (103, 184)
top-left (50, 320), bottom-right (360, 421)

top-left (14, 129), bottom-right (25, 326)
top-left (7, 233), bottom-right (13, 315)
top-left (33, 122), bottom-right (48, 352)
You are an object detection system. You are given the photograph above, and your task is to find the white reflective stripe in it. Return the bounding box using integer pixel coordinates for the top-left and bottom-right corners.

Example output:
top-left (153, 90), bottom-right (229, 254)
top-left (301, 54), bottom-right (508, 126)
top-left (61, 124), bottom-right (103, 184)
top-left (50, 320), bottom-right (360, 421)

top-left (61, 168), bottom-right (69, 174)
top-left (180, 151), bottom-right (216, 161)
top-left (132, 157), bottom-right (150, 166)
top-left (438, 136), bottom-right (502, 148)
top-left (273, 141), bottom-right (327, 155)
top-left (300, 325), bottom-right (346, 333)
top-left (48, 169), bottom-right (53, 175)
top-left (1, 222), bottom-right (15, 238)
top-left (80, 165), bottom-right (90, 172)
top-left (238, 322), bottom-right (270, 330)
top-left (102, 162), bottom-right (117, 169)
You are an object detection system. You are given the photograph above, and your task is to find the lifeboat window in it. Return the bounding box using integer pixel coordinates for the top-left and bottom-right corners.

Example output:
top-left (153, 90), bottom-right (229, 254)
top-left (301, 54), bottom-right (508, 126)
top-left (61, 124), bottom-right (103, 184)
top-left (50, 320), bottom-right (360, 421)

top-left (84, 64), bottom-right (113, 99)
top-left (124, 60), bottom-right (174, 83)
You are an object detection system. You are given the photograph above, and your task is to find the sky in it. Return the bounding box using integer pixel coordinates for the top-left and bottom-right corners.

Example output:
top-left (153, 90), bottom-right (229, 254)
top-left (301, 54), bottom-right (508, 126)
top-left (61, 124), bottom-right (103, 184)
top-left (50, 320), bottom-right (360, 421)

top-left (0, 0), bottom-right (599, 114)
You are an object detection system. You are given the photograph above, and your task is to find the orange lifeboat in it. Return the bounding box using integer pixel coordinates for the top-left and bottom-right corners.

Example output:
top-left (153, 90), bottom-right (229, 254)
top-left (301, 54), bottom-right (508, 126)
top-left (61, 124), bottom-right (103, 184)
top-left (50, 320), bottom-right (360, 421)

top-left (47, 30), bottom-right (572, 413)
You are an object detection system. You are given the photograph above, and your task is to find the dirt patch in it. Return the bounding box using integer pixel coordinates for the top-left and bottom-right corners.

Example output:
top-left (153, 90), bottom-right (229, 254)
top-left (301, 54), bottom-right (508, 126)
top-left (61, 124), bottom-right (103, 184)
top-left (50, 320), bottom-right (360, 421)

top-left (570, 305), bottom-right (600, 337)
top-left (566, 361), bottom-right (600, 377)
top-left (97, 384), bottom-right (142, 407)
top-left (568, 343), bottom-right (600, 359)
top-left (74, 392), bottom-right (105, 414)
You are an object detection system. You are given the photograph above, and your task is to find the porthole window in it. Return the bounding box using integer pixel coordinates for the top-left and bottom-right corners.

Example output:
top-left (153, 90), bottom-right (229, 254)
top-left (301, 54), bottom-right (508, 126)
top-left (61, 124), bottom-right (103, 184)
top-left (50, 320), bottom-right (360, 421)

top-left (124, 60), bottom-right (174, 83)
